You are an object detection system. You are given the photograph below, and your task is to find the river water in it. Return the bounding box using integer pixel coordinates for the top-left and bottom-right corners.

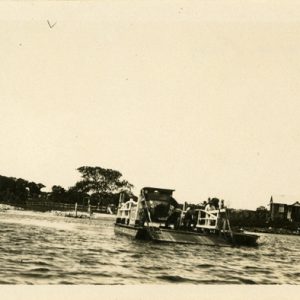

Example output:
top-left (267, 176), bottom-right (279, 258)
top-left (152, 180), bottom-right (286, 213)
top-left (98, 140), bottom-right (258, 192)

top-left (0, 210), bottom-right (299, 284)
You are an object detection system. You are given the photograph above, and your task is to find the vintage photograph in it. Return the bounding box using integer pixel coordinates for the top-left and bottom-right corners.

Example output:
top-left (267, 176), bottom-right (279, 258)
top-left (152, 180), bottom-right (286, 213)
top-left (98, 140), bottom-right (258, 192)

top-left (0, 0), bottom-right (299, 295)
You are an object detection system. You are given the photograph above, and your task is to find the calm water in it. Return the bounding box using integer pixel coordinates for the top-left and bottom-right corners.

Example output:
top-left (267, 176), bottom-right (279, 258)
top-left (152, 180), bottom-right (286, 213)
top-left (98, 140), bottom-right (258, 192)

top-left (0, 210), bottom-right (299, 284)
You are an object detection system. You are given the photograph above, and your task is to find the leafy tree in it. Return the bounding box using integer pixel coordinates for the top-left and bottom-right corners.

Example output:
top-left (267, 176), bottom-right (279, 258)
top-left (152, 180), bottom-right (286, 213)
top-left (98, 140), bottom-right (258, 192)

top-left (49, 185), bottom-right (66, 202)
top-left (74, 166), bottom-right (133, 194)
top-left (15, 178), bottom-right (29, 202)
top-left (51, 185), bottom-right (66, 195)
top-left (68, 166), bottom-right (134, 207)
top-left (28, 182), bottom-right (45, 197)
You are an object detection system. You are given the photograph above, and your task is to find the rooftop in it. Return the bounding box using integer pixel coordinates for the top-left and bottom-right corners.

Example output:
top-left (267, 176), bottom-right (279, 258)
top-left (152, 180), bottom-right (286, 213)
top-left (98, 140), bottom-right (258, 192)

top-left (270, 195), bottom-right (300, 205)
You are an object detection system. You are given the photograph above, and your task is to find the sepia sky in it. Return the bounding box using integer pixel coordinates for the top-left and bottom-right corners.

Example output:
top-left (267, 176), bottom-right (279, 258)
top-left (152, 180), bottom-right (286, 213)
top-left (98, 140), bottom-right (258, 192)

top-left (1, 1), bottom-right (300, 209)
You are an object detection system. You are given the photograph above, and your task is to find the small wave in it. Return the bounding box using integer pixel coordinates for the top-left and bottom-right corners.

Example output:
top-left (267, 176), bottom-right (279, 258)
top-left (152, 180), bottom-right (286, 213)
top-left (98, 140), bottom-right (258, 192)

top-left (18, 260), bottom-right (53, 267)
top-left (141, 265), bottom-right (168, 271)
top-left (116, 249), bottom-right (131, 253)
top-left (91, 272), bottom-right (113, 278)
top-left (156, 275), bottom-right (197, 283)
top-left (239, 278), bottom-right (257, 284)
top-left (196, 279), bottom-right (240, 284)
top-left (285, 272), bottom-right (300, 278)
top-left (79, 259), bottom-right (98, 266)
top-left (196, 263), bottom-right (214, 268)
top-left (19, 272), bottom-right (54, 279)
top-left (34, 261), bottom-right (53, 267)
top-left (58, 281), bottom-right (74, 284)
top-left (244, 266), bottom-right (272, 274)
top-left (130, 253), bottom-right (143, 259)
top-left (0, 279), bottom-right (13, 284)
top-left (244, 265), bottom-right (260, 269)
top-left (29, 267), bottom-right (51, 272)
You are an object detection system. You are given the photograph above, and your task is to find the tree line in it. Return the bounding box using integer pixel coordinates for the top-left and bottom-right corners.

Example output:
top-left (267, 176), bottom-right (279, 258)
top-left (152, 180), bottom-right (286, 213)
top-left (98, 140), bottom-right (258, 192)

top-left (0, 175), bottom-right (45, 205)
top-left (0, 166), bottom-right (134, 208)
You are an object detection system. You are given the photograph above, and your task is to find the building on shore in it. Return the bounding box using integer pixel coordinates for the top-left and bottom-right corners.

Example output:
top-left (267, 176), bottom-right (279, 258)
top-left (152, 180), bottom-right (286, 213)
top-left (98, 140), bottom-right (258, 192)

top-left (269, 195), bottom-right (300, 222)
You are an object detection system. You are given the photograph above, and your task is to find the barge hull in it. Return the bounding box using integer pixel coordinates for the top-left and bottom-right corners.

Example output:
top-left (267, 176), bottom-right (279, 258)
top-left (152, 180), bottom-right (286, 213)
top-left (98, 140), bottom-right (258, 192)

top-left (147, 228), bottom-right (231, 246)
top-left (114, 224), bottom-right (140, 238)
top-left (114, 224), bottom-right (258, 246)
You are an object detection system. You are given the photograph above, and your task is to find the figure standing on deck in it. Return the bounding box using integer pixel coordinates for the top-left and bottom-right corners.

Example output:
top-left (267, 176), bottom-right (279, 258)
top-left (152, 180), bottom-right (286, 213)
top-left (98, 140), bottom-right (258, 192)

top-left (205, 199), bottom-right (216, 226)
top-left (182, 206), bottom-right (197, 229)
top-left (165, 207), bottom-right (182, 229)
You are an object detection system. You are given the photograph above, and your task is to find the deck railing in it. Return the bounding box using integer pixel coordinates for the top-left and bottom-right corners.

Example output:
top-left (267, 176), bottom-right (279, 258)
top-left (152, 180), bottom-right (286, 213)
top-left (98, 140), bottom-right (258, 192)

top-left (116, 200), bottom-right (138, 224)
top-left (196, 208), bottom-right (227, 230)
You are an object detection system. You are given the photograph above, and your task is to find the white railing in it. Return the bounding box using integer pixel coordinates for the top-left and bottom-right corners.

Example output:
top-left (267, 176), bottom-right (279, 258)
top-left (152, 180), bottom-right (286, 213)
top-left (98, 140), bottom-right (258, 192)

top-left (196, 208), bottom-right (226, 230)
top-left (116, 199), bottom-right (139, 225)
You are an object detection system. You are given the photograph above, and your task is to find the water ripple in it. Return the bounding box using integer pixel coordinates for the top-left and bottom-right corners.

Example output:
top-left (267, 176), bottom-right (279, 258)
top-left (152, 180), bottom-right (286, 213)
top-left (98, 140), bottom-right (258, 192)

top-left (0, 211), bottom-right (299, 284)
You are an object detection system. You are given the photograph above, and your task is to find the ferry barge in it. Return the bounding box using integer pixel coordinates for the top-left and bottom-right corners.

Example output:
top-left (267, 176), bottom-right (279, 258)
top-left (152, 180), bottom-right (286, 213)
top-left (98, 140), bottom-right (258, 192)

top-left (114, 187), bottom-right (259, 247)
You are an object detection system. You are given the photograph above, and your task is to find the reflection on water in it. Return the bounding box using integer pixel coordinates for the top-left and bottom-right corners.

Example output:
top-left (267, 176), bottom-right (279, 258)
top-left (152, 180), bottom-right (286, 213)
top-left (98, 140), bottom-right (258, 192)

top-left (0, 210), bottom-right (299, 284)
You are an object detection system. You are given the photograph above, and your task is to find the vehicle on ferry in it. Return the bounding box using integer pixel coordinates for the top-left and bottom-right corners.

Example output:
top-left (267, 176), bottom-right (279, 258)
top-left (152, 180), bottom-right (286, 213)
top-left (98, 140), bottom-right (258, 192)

top-left (114, 187), bottom-right (259, 247)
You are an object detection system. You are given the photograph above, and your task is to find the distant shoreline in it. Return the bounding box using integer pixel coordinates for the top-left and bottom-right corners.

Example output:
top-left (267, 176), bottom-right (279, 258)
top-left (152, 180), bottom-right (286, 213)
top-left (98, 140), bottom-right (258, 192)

top-left (2, 203), bottom-right (300, 236)
top-left (0, 202), bottom-right (115, 216)
top-left (244, 227), bottom-right (300, 236)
